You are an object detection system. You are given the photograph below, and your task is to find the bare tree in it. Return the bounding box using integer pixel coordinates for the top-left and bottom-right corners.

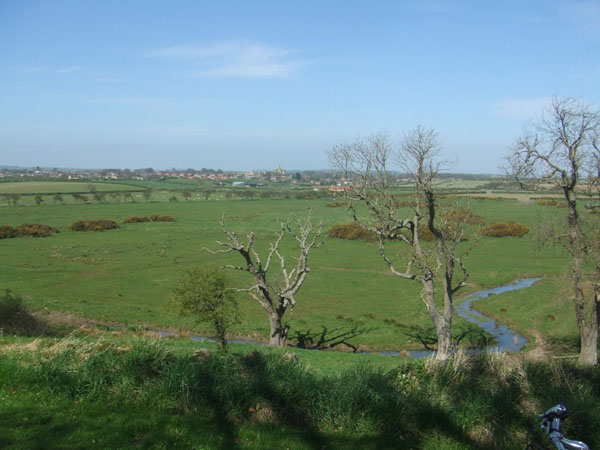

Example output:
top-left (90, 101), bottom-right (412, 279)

top-left (507, 97), bottom-right (600, 365)
top-left (206, 213), bottom-right (324, 347)
top-left (329, 128), bottom-right (471, 360)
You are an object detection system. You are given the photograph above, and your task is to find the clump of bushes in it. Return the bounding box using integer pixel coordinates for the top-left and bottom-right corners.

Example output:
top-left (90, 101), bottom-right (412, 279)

top-left (123, 216), bottom-right (151, 224)
top-left (440, 209), bottom-right (485, 226)
top-left (328, 223), bottom-right (378, 242)
top-left (69, 219), bottom-right (119, 232)
top-left (538, 199), bottom-right (556, 206)
top-left (481, 222), bottom-right (529, 237)
top-left (0, 224), bottom-right (59, 239)
top-left (150, 214), bottom-right (177, 222)
top-left (326, 202), bottom-right (346, 207)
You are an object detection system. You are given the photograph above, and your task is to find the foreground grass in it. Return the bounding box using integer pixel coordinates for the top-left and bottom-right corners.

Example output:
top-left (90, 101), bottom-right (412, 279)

top-left (1, 333), bottom-right (599, 449)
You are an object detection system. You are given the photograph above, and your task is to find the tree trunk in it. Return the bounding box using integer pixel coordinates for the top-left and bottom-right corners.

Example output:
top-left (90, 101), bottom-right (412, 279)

top-left (422, 279), bottom-right (453, 360)
top-left (268, 312), bottom-right (287, 347)
top-left (566, 192), bottom-right (599, 365)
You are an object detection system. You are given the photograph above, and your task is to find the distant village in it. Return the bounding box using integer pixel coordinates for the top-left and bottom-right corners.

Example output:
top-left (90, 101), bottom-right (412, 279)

top-left (0, 165), bottom-right (338, 185)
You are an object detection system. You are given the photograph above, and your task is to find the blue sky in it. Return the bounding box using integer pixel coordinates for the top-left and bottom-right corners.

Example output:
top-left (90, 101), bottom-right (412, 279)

top-left (1, 1), bottom-right (599, 173)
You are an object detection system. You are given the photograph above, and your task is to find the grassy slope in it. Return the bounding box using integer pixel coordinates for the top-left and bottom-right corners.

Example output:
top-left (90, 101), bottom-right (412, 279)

top-left (0, 193), bottom-right (583, 352)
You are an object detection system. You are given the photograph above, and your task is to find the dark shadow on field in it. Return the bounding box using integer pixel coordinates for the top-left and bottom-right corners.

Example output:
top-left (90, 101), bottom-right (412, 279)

top-left (289, 325), bottom-right (372, 352)
top-left (402, 324), bottom-right (493, 351)
top-left (546, 334), bottom-right (581, 353)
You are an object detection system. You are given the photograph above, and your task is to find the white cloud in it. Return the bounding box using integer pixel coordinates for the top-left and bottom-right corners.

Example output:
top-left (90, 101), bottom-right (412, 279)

top-left (490, 97), bottom-right (549, 120)
top-left (149, 41), bottom-right (304, 78)
top-left (57, 66), bottom-right (81, 74)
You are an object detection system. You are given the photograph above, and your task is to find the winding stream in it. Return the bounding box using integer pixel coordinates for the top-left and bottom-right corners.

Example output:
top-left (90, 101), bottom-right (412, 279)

top-left (150, 278), bottom-right (542, 357)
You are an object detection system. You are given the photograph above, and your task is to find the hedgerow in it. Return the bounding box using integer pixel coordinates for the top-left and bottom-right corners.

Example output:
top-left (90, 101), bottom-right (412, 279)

top-left (480, 222), bottom-right (529, 237)
top-left (69, 219), bottom-right (119, 232)
top-left (440, 209), bottom-right (485, 226)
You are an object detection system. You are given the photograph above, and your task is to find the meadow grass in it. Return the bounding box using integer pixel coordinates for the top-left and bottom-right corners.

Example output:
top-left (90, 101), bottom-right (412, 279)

top-left (0, 186), bottom-right (587, 353)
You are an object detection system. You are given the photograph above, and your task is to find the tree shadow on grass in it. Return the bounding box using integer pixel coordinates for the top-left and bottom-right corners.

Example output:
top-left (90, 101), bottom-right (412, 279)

top-left (239, 351), bottom-right (485, 449)
top-left (289, 325), bottom-right (373, 352)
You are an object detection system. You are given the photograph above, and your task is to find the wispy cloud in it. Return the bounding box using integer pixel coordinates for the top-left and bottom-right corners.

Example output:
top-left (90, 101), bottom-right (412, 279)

top-left (149, 41), bottom-right (304, 78)
top-left (57, 66), bottom-right (81, 74)
top-left (491, 97), bottom-right (549, 120)
top-left (561, 1), bottom-right (600, 34)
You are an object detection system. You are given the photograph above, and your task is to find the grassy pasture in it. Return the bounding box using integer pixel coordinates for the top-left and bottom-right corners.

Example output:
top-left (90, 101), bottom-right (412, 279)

top-left (0, 185), bottom-right (587, 353)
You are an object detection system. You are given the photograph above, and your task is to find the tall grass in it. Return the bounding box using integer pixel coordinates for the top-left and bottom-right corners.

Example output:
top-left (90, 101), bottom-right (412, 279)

top-left (2, 336), bottom-right (599, 449)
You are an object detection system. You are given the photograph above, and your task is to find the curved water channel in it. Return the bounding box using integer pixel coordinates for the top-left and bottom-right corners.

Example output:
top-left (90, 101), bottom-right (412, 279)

top-left (149, 278), bottom-right (542, 358)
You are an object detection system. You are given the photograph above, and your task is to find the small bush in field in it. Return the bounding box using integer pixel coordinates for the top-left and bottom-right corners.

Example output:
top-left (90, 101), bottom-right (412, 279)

top-left (555, 203), bottom-right (567, 208)
top-left (326, 202), bottom-right (346, 207)
top-left (328, 223), bottom-right (378, 242)
top-left (487, 196), bottom-right (503, 201)
top-left (15, 223), bottom-right (60, 237)
top-left (538, 199), bottom-right (556, 206)
top-left (0, 225), bottom-right (18, 239)
top-left (440, 209), bottom-right (486, 226)
top-left (123, 216), bottom-right (150, 224)
top-left (481, 222), bottom-right (529, 237)
top-left (69, 219), bottom-right (119, 232)
top-left (150, 215), bottom-right (177, 222)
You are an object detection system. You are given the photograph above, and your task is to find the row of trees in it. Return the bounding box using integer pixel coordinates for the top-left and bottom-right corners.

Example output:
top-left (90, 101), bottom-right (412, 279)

top-left (181, 97), bottom-right (599, 365)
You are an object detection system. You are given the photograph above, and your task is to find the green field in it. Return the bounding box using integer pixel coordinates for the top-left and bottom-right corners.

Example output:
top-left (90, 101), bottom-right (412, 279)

top-left (0, 180), bottom-right (586, 354)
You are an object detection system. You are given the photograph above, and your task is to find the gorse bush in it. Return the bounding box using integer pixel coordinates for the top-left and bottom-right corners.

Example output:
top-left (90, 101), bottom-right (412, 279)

top-left (16, 223), bottom-right (60, 237)
top-left (328, 223), bottom-right (378, 242)
top-left (538, 199), bottom-right (556, 206)
top-left (326, 202), bottom-right (346, 207)
top-left (68, 219), bottom-right (119, 232)
top-left (123, 216), bottom-right (151, 224)
top-left (0, 225), bottom-right (19, 239)
top-left (440, 208), bottom-right (485, 226)
top-left (0, 223), bottom-right (59, 239)
top-left (481, 222), bottom-right (530, 237)
top-left (150, 214), bottom-right (176, 222)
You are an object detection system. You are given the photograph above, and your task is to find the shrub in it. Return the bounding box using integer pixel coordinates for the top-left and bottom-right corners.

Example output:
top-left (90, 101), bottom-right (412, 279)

top-left (0, 225), bottom-right (18, 239)
top-left (538, 199), bottom-right (556, 206)
top-left (173, 265), bottom-right (239, 350)
top-left (123, 216), bottom-right (150, 224)
top-left (328, 223), bottom-right (378, 242)
top-left (69, 219), bottom-right (119, 232)
top-left (0, 290), bottom-right (46, 335)
top-left (481, 222), bottom-right (529, 237)
top-left (326, 202), bottom-right (346, 207)
top-left (150, 215), bottom-right (176, 222)
top-left (15, 223), bottom-right (60, 237)
top-left (440, 209), bottom-right (485, 226)
top-left (487, 196), bottom-right (503, 201)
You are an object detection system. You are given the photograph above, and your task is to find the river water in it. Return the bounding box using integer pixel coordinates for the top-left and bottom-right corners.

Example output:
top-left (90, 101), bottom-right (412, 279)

top-left (151, 278), bottom-right (542, 357)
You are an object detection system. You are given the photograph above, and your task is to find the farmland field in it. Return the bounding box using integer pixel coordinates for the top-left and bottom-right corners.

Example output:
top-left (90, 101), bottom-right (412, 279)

top-left (0, 180), bottom-right (588, 354)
